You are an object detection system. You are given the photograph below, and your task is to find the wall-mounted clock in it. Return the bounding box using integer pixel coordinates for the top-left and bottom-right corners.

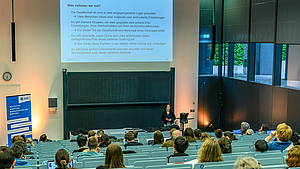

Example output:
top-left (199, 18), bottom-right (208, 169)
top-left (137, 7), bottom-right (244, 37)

top-left (3, 72), bottom-right (12, 81)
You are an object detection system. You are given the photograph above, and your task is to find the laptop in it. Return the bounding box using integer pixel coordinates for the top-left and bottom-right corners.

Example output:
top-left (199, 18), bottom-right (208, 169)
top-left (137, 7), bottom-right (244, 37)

top-left (47, 160), bottom-right (73, 169)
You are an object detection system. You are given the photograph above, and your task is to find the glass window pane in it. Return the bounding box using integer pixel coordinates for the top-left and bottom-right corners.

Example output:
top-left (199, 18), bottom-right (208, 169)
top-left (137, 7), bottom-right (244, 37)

top-left (199, 44), bottom-right (219, 76)
top-left (222, 43), bottom-right (228, 77)
top-left (233, 43), bottom-right (248, 80)
top-left (281, 45), bottom-right (300, 90)
top-left (254, 43), bottom-right (274, 85)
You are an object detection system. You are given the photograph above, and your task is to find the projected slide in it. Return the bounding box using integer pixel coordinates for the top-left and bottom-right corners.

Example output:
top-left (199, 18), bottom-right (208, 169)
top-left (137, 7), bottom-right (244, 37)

top-left (60, 0), bottom-right (173, 63)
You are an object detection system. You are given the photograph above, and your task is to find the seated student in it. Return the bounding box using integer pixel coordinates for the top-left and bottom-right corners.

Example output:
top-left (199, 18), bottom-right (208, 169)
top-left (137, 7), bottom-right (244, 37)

top-left (132, 130), bottom-right (139, 142)
top-left (198, 138), bottom-right (223, 163)
top-left (98, 134), bottom-right (110, 147)
top-left (96, 143), bottom-right (125, 169)
top-left (245, 129), bottom-right (254, 135)
top-left (162, 128), bottom-right (179, 148)
top-left (290, 130), bottom-right (299, 144)
top-left (11, 135), bottom-right (34, 156)
top-left (218, 137), bottom-right (232, 153)
top-left (183, 128), bottom-right (196, 143)
top-left (79, 136), bottom-right (102, 157)
top-left (0, 146), bottom-right (15, 169)
top-left (55, 149), bottom-right (71, 169)
top-left (255, 140), bottom-right (268, 152)
top-left (201, 132), bottom-right (210, 142)
top-left (124, 132), bottom-right (143, 147)
top-left (39, 134), bottom-right (52, 142)
top-left (169, 136), bottom-right (189, 157)
top-left (241, 122), bottom-right (250, 135)
top-left (194, 129), bottom-right (202, 140)
top-left (264, 123), bottom-right (293, 152)
top-left (153, 130), bottom-right (164, 145)
top-left (286, 145), bottom-right (300, 168)
top-left (214, 129), bottom-right (222, 139)
top-left (11, 141), bottom-right (30, 166)
top-left (235, 156), bottom-right (262, 169)
top-left (88, 130), bottom-right (96, 138)
top-left (73, 134), bottom-right (88, 153)
top-left (259, 124), bottom-right (270, 133)
top-left (96, 130), bottom-right (104, 143)
top-left (223, 131), bottom-right (238, 141)
top-left (20, 134), bottom-right (35, 146)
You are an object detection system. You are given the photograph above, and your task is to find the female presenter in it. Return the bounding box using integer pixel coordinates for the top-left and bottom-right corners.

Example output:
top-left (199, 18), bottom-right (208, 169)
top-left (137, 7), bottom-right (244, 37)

top-left (161, 104), bottom-right (176, 126)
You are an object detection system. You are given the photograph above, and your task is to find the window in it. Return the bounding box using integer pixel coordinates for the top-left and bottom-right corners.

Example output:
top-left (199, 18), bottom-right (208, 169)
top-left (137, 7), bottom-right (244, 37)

top-left (222, 43), bottom-right (228, 77)
top-left (233, 43), bottom-right (248, 80)
top-left (254, 43), bottom-right (274, 85)
top-left (281, 45), bottom-right (300, 90)
top-left (199, 44), bottom-right (219, 76)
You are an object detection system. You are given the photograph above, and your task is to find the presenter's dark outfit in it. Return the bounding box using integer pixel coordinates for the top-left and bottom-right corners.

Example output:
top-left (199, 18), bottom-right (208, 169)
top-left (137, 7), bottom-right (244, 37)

top-left (161, 110), bottom-right (176, 125)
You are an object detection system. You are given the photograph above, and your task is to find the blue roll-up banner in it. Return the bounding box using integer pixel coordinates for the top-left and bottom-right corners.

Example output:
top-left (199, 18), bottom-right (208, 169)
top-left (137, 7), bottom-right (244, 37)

top-left (6, 94), bottom-right (32, 147)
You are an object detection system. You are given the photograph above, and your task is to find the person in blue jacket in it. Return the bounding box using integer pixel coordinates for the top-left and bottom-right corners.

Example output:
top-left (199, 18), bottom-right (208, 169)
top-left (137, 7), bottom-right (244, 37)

top-left (11, 140), bottom-right (31, 166)
top-left (264, 123), bottom-right (294, 152)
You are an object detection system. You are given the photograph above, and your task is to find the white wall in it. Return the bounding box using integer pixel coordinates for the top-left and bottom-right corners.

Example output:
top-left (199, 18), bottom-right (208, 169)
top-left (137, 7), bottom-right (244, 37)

top-left (0, 0), bottom-right (199, 144)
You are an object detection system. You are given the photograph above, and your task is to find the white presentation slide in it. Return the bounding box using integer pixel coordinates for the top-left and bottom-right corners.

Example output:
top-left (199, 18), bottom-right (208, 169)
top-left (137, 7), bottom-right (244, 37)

top-left (60, 0), bottom-right (173, 63)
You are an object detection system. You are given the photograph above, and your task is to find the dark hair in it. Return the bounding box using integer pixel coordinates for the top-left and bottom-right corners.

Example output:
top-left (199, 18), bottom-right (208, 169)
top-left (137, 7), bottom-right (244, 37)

top-left (39, 134), bottom-right (47, 141)
top-left (88, 136), bottom-right (98, 149)
top-left (183, 128), bottom-right (196, 143)
top-left (223, 131), bottom-right (238, 141)
top-left (261, 124), bottom-right (270, 131)
top-left (215, 129), bottom-right (223, 139)
top-left (290, 130), bottom-right (299, 143)
top-left (100, 134), bottom-right (110, 143)
top-left (174, 136), bottom-right (188, 153)
top-left (20, 135), bottom-right (27, 143)
top-left (77, 134), bottom-right (87, 147)
top-left (11, 140), bottom-right (27, 158)
top-left (255, 140), bottom-right (268, 152)
top-left (88, 130), bottom-right (96, 138)
top-left (153, 130), bottom-right (164, 145)
top-left (294, 142), bottom-right (300, 146)
top-left (194, 129), bottom-right (202, 138)
top-left (55, 149), bottom-right (69, 169)
top-left (97, 130), bottom-right (104, 137)
top-left (218, 137), bottom-right (231, 153)
top-left (132, 130), bottom-right (138, 139)
top-left (0, 146), bottom-right (15, 169)
top-left (12, 135), bottom-right (24, 143)
top-left (124, 132), bottom-right (134, 141)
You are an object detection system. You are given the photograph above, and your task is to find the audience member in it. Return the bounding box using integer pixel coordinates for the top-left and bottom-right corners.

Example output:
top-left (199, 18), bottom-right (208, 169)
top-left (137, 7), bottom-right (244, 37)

top-left (290, 130), bottom-right (299, 143)
top-left (78, 136), bottom-right (102, 157)
top-left (99, 134), bottom-right (110, 147)
top-left (97, 130), bottom-right (104, 138)
top-left (235, 156), bottom-right (262, 169)
top-left (12, 136), bottom-right (24, 144)
top-left (198, 138), bottom-right (223, 163)
top-left (39, 134), bottom-right (52, 142)
top-left (218, 137), bottom-right (232, 153)
top-left (259, 124), bottom-right (270, 133)
top-left (132, 130), bottom-right (139, 141)
top-left (55, 149), bottom-right (71, 169)
top-left (194, 129), bottom-right (202, 140)
top-left (201, 132), bottom-right (210, 142)
top-left (245, 129), bottom-right (254, 135)
top-left (162, 128), bottom-right (179, 148)
top-left (88, 130), bottom-right (96, 138)
top-left (96, 143), bottom-right (125, 169)
top-left (124, 132), bottom-right (143, 147)
top-left (224, 131), bottom-right (238, 141)
top-left (73, 134), bottom-right (88, 153)
top-left (264, 123), bottom-right (293, 152)
top-left (0, 146), bottom-right (15, 169)
top-left (153, 130), bottom-right (164, 145)
top-left (214, 129), bottom-right (223, 139)
top-left (20, 135), bottom-right (34, 146)
top-left (241, 122), bottom-right (250, 135)
top-left (255, 140), bottom-right (268, 152)
top-left (169, 136), bottom-right (189, 157)
top-left (11, 141), bottom-right (30, 166)
top-left (183, 128), bottom-right (196, 143)
top-left (286, 145), bottom-right (300, 168)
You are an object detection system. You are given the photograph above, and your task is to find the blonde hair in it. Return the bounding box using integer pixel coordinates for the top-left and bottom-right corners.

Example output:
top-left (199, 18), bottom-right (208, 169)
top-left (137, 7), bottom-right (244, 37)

top-left (200, 132), bottom-right (210, 142)
top-left (198, 138), bottom-right (223, 163)
top-left (235, 156), bottom-right (262, 169)
top-left (276, 123), bottom-right (292, 142)
top-left (104, 143), bottom-right (125, 168)
top-left (286, 145), bottom-right (300, 168)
